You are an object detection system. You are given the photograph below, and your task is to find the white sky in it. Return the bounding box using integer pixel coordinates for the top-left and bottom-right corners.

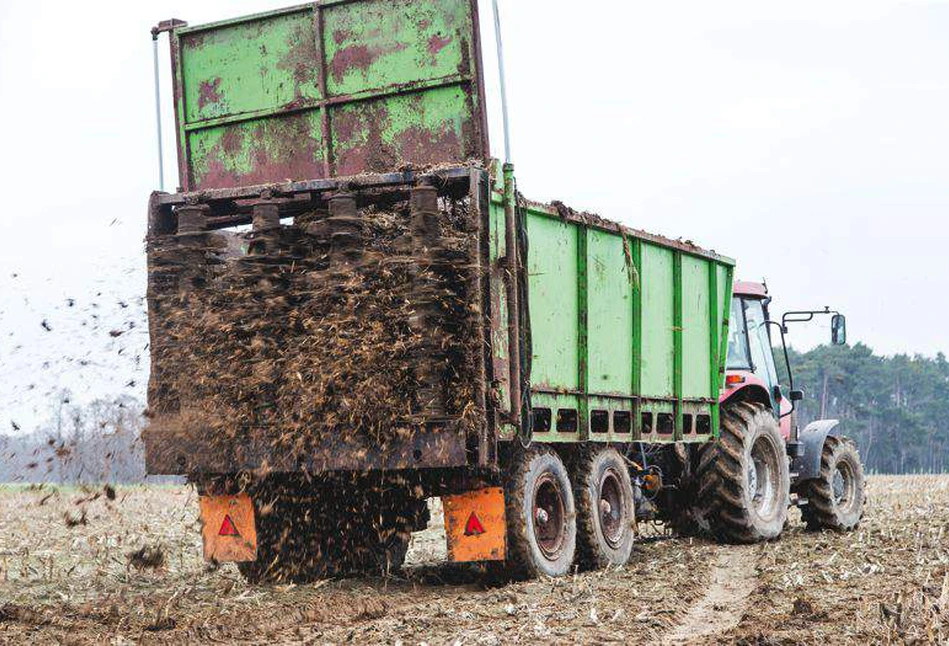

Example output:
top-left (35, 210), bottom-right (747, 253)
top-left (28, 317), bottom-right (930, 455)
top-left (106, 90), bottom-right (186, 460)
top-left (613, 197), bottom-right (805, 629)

top-left (1, 0), bottom-right (947, 434)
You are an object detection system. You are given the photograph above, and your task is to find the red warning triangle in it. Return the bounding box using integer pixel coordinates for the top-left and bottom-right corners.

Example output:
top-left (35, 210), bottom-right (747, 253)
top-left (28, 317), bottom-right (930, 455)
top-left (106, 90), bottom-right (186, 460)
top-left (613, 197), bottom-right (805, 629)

top-left (219, 514), bottom-right (240, 537)
top-left (464, 511), bottom-right (486, 536)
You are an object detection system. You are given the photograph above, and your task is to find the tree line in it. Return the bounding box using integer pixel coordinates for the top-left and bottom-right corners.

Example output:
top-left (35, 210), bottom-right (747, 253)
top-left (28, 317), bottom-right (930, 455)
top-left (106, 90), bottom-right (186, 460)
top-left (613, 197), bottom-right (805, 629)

top-left (780, 344), bottom-right (949, 475)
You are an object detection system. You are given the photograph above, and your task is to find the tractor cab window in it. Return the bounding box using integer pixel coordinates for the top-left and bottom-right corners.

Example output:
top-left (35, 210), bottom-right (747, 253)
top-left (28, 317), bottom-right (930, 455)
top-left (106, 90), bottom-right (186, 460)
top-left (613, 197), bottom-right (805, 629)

top-left (743, 299), bottom-right (779, 393)
top-left (726, 297), bottom-right (751, 370)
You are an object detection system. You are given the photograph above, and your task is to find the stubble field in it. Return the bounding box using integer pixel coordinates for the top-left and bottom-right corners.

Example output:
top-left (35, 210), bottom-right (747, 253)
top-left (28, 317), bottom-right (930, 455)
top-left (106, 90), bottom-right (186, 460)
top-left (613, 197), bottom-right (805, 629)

top-left (1, 475), bottom-right (947, 645)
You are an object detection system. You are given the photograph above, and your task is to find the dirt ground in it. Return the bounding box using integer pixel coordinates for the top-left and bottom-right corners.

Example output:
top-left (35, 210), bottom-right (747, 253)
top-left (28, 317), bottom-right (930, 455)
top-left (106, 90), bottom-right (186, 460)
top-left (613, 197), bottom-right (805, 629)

top-left (1, 475), bottom-right (947, 645)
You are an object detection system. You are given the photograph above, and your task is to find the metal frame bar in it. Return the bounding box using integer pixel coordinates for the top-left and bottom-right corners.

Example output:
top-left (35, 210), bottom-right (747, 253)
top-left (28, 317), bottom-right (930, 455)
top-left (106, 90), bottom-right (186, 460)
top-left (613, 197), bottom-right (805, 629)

top-left (673, 251), bottom-right (684, 441)
top-left (631, 236), bottom-right (643, 439)
top-left (708, 260), bottom-right (720, 439)
top-left (577, 225), bottom-right (590, 440)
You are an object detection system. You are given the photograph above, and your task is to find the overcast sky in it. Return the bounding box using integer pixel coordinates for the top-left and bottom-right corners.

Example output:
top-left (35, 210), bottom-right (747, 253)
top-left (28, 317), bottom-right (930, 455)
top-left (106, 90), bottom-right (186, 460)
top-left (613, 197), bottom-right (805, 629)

top-left (1, 0), bottom-right (947, 434)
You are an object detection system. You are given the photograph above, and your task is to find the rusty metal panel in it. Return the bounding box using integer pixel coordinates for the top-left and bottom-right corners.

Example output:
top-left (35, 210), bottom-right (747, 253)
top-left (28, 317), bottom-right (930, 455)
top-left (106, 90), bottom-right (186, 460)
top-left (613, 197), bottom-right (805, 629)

top-left (168, 0), bottom-right (489, 191)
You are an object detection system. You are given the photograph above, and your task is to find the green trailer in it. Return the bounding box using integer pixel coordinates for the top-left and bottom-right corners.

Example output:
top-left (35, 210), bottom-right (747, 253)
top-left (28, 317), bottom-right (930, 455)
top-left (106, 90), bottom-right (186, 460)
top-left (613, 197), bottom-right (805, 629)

top-left (143, 0), bottom-right (780, 583)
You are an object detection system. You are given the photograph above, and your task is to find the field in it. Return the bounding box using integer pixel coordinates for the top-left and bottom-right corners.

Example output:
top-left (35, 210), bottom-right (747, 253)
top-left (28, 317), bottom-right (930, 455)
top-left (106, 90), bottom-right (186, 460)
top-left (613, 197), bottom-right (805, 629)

top-left (1, 476), bottom-right (948, 645)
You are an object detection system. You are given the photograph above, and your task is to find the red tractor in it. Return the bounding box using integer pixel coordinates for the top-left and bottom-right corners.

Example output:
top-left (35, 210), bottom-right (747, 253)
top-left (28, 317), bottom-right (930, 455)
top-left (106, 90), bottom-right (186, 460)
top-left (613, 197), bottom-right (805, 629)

top-left (646, 280), bottom-right (866, 541)
top-left (690, 280), bottom-right (866, 541)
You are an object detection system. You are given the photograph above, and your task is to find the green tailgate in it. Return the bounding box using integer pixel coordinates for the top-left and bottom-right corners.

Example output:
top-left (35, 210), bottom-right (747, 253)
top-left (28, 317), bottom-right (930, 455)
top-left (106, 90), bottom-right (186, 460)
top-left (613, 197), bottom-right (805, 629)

top-left (167, 0), bottom-right (489, 191)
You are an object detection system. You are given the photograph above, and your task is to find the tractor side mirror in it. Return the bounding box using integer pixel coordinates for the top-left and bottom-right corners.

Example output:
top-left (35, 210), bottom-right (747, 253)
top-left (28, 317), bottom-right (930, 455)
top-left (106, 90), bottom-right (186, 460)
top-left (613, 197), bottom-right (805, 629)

top-left (790, 389), bottom-right (804, 402)
top-left (831, 314), bottom-right (847, 346)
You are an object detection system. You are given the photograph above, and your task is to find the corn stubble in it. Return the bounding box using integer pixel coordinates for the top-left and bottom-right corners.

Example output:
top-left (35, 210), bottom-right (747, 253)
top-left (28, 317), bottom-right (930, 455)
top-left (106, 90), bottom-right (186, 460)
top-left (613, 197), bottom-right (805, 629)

top-left (0, 477), bottom-right (947, 643)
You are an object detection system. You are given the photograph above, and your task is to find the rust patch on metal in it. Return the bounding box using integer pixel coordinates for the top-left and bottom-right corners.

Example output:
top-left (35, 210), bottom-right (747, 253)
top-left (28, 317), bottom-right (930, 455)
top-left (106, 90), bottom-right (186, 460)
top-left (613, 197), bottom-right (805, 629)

top-left (276, 20), bottom-right (320, 93)
top-left (329, 42), bottom-right (408, 85)
top-left (193, 114), bottom-right (325, 189)
top-left (428, 33), bottom-right (453, 56)
top-left (197, 77), bottom-right (223, 111)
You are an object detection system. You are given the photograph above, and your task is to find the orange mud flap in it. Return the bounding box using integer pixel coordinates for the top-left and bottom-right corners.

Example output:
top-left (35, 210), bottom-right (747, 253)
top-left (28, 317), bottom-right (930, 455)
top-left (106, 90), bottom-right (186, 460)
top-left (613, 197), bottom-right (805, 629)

top-left (442, 487), bottom-right (506, 563)
top-left (199, 494), bottom-right (257, 563)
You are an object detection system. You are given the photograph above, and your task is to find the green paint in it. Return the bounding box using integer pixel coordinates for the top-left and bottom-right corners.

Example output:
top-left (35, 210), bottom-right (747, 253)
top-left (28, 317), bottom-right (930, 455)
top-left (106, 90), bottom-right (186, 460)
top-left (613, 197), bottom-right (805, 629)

top-left (168, 0), bottom-right (485, 190)
top-left (180, 8), bottom-right (320, 124)
top-left (323, 0), bottom-right (468, 96)
top-left (681, 255), bottom-right (711, 400)
top-left (526, 212), bottom-right (580, 392)
top-left (640, 244), bottom-right (675, 398)
top-left (587, 230), bottom-right (634, 396)
top-left (516, 202), bottom-right (733, 446)
top-left (631, 237), bottom-right (643, 438)
top-left (673, 252), bottom-right (684, 440)
top-left (577, 227), bottom-right (589, 439)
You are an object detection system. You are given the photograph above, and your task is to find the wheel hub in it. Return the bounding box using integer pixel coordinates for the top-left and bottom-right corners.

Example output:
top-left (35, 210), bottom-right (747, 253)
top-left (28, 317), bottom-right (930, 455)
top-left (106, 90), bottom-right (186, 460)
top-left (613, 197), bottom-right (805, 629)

top-left (749, 435), bottom-right (780, 519)
top-left (833, 459), bottom-right (856, 509)
top-left (533, 473), bottom-right (567, 561)
top-left (598, 468), bottom-right (626, 548)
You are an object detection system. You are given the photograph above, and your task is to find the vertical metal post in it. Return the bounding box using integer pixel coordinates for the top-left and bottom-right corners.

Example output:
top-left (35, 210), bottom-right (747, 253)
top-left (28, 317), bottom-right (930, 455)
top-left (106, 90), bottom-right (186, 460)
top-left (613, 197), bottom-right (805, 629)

top-left (491, 0), bottom-right (512, 164)
top-left (503, 163), bottom-right (521, 430)
top-left (152, 35), bottom-right (165, 192)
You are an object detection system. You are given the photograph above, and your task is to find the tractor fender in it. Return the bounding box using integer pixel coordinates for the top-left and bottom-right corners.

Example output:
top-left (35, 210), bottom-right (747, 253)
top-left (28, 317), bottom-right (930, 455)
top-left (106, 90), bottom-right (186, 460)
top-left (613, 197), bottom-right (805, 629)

top-left (792, 420), bottom-right (841, 481)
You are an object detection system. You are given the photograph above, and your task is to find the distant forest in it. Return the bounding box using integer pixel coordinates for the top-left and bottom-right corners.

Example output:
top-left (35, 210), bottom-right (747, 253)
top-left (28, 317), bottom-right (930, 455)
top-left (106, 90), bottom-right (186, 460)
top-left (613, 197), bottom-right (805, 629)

top-left (782, 344), bottom-right (949, 475)
top-left (1, 344), bottom-right (947, 482)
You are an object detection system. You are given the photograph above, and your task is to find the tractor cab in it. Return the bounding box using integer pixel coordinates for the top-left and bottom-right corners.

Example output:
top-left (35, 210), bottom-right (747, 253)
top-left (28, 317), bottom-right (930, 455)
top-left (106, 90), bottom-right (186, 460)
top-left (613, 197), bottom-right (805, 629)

top-left (723, 280), bottom-right (848, 441)
top-left (724, 282), bottom-right (786, 417)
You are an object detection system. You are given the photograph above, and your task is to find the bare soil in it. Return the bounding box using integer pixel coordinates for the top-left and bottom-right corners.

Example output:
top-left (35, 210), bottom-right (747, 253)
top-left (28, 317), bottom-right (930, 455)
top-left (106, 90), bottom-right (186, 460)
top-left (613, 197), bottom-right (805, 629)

top-left (1, 475), bottom-right (947, 644)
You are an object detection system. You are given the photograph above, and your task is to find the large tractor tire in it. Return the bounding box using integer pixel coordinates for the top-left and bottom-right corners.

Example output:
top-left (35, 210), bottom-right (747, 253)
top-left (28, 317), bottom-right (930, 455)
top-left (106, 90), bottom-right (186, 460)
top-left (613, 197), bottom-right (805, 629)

top-left (800, 436), bottom-right (866, 532)
top-left (696, 401), bottom-right (790, 543)
top-left (503, 447), bottom-right (577, 578)
top-left (238, 484), bottom-right (417, 584)
top-left (573, 447), bottom-right (636, 569)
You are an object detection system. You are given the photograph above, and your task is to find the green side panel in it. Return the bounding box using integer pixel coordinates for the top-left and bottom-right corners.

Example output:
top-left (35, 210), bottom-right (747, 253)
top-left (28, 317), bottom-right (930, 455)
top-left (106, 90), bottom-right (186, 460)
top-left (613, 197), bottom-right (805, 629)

top-left (323, 0), bottom-right (469, 96)
top-left (587, 230), bottom-right (633, 395)
top-left (528, 212), bottom-right (580, 391)
top-left (329, 86), bottom-right (474, 177)
top-left (172, 0), bottom-right (487, 191)
top-left (180, 9), bottom-right (321, 124)
top-left (188, 111), bottom-right (325, 190)
top-left (640, 243), bottom-right (675, 398)
top-left (681, 256), bottom-right (711, 399)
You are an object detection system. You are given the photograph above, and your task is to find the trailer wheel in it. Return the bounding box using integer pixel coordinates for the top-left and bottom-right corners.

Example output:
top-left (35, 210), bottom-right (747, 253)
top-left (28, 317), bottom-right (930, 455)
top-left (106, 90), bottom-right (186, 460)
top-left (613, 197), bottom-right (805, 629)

top-left (800, 436), bottom-right (865, 532)
top-left (573, 447), bottom-right (636, 569)
top-left (504, 448), bottom-right (576, 578)
top-left (697, 402), bottom-right (790, 543)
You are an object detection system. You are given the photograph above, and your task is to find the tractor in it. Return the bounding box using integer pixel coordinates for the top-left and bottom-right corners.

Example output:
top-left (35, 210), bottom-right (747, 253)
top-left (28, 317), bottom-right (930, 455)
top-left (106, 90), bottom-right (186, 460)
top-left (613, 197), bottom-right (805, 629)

top-left (657, 280), bottom-right (866, 541)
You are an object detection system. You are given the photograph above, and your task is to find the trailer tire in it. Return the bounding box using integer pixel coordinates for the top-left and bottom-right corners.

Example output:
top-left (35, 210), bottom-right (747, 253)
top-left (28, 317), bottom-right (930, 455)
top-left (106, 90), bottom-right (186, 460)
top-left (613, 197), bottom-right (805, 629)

top-left (696, 402), bottom-right (790, 543)
top-left (573, 447), bottom-right (636, 569)
top-left (503, 447), bottom-right (576, 578)
top-left (800, 436), bottom-right (865, 532)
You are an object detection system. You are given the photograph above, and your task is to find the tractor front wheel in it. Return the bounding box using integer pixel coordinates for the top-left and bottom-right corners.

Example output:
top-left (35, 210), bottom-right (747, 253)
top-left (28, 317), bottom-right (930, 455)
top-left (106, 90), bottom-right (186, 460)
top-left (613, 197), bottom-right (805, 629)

top-left (800, 436), bottom-right (866, 532)
top-left (696, 402), bottom-right (790, 543)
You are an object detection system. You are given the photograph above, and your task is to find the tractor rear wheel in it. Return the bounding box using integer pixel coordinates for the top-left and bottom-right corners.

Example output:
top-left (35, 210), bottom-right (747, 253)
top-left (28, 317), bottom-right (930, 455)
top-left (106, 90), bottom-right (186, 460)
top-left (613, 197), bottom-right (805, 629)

top-left (696, 402), bottom-right (790, 543)
top-left (573, 447), bottom-right (636, 569)
top-left (503, 447), bottom-right (576, 578)
top-left (800, 436), bottom-right (865, 532)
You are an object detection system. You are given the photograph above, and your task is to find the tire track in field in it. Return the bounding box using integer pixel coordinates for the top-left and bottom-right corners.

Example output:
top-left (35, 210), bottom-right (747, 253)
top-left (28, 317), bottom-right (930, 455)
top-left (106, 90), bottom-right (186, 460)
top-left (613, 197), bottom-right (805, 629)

top-left (662, 546), bottom-right (758, 645)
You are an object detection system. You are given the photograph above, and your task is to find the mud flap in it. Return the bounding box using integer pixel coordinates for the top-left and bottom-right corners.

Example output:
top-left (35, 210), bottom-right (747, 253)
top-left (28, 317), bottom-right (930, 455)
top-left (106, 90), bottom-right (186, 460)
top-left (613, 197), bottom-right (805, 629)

top-left (442, 487), bottom-right (506, 563)
top-left (199, 494), bottom-right (257, 563)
